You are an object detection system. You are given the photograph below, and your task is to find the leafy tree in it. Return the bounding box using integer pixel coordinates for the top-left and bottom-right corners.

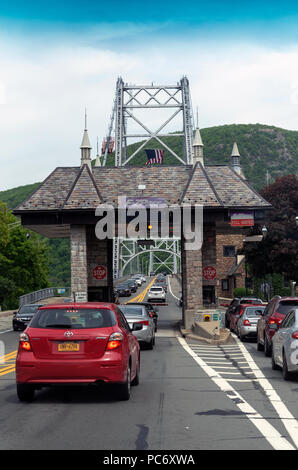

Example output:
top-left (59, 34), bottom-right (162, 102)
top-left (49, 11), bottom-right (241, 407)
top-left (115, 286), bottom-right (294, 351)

top-left (243, 175), bottom-right (298, 282)
top-left (0, 201), bottom-right (49, 310)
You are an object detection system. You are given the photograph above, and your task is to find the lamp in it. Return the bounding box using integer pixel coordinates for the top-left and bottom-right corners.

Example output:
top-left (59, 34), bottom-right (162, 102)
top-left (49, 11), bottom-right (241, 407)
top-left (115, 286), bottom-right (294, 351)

top-left (262, 226), bottom-right (268, 238)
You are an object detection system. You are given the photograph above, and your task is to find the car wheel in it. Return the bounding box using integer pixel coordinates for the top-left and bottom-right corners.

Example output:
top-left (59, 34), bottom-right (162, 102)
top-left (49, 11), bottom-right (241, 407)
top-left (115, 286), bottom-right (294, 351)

top-left (257, 331), bottom-right (264, 351)
top-left (238, 330), bottom-right (244, 341)
top-left (117, 364), bottom-right (131, 400)
top-left (264, 335), bottom-right (272, 357)
top-left (131, 356), bottom-right (140, 387)
top-left (282, 351), bottom-right (291, 381)
top-left (271, 350), bottom-right (280, 371)
top-left (13, 325), bottom-right (19, 331)
top-left (16, 384), bottom-right (35, 402)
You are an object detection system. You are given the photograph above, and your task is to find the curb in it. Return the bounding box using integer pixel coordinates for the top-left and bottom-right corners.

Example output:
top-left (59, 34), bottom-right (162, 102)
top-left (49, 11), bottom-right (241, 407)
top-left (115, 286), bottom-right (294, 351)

top-left (179, 323), bottom-right (235, 345)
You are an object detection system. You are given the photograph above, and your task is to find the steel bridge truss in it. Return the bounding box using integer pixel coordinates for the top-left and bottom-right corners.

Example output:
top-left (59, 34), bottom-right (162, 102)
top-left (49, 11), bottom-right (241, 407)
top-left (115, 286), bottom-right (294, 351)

top-left (113, 238), bottom-right (181, 279)
top-left (112, 76), bottom-right (194, 167)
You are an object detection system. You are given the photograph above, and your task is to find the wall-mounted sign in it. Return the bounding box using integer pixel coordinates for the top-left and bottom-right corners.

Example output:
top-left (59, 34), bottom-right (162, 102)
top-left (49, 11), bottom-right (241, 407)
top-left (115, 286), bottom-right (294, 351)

top-left (92, 265), bottom-right (107, 280)
top-left (230, 211), bottom-right (254, 227)
top-left (75, 291), bottom-right (88, 303)
top-left (203, 266), bottom-right (216, 280)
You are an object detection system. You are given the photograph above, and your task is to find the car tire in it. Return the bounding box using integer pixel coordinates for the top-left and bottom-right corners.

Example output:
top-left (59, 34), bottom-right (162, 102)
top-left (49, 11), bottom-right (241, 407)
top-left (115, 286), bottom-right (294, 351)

top-left (257, 331), bottom-right (264, 351)
top-left (147, 335), bottom-right (155, 350)
top-left (13, 325), bottom-right (19, 331)
top-left (117, 364), bottom-right (131, 401)
top-left (271, 350), bottom-right (280, 371)
top-left (17, 384), bottom-right (35, 402)
top-left (264, 335), bottom-right (272, 357)
top-left (131, 356), bottom-right (140, 387)
top-left (282, 351), bottom-right (291, 381)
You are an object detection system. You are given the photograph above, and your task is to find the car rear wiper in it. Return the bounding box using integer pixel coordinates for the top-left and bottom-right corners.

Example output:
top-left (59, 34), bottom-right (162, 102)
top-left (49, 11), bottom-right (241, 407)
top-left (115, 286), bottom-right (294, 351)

top-left (45, 324), bottom-right (72, 328)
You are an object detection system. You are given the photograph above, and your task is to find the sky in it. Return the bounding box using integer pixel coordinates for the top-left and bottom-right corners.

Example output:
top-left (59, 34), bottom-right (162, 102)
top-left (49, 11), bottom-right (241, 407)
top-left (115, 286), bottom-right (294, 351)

top-left (1, 0), bottom-right (298, 190)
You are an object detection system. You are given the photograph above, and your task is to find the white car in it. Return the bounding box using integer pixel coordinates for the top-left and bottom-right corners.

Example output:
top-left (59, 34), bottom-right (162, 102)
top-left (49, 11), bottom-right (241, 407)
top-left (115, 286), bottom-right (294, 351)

top-left (147, 286), bottom-right (166, 303)
top-left (130, 277), bottom-right (142, 286)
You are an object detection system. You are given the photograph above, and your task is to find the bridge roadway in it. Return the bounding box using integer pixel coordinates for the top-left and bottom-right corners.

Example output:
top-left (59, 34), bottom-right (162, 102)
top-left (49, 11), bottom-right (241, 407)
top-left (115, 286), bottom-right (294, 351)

top-left (1, 277), bottom-right (298, 450)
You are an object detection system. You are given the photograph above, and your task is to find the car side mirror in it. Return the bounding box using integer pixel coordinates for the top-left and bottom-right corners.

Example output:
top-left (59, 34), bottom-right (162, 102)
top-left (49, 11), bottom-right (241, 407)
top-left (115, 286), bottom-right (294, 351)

top-left (132, 323), bottom-right (143, 331)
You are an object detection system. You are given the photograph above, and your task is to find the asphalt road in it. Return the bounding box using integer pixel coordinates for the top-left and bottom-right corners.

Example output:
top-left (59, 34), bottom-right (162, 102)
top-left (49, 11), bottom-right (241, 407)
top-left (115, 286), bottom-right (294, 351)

top-left (1, 277), bottom-right (298, 451)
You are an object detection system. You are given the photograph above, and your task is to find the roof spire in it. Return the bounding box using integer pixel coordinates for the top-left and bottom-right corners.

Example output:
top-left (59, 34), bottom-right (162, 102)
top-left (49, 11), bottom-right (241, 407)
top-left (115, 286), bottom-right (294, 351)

top-left (192, 108), bottom-right (204, 166)
top-left (80, 108), bottom-right (92, 169)
top-left (94, 136), bottom-right (102, 167)
top-left (231, 141), bottom-right (244, 177)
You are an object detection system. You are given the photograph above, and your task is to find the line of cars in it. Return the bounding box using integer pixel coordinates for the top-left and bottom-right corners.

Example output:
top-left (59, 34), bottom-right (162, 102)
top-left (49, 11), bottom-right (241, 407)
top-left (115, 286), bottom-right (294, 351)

top-left (114, 274), bottom-right (146, 298)
top-left (146, 273), bottom-right (168, 303)
top-left (225, 295), bottom-right (298, 380)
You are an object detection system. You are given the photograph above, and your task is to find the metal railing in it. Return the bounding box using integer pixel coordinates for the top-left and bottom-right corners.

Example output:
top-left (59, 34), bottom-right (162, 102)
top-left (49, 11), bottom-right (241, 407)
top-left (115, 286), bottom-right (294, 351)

top-left (19, 287), bottom-right (71, 307)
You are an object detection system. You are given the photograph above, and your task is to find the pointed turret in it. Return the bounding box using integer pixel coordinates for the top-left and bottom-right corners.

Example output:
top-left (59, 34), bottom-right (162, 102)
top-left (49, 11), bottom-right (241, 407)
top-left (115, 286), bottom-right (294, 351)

top-left (80, 109), bottom-right (92, 169)
top-left (231, 141), bottom-right (244, 177)
top-left (193, 127), bottom-right (204, 166)
top-left (94, 137), bottom-right (102, 167)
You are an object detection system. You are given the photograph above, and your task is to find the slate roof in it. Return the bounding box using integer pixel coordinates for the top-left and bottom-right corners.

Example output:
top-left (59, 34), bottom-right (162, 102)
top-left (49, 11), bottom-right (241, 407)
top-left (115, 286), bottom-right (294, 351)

top-left (14, 163), bottom-right (271, 213)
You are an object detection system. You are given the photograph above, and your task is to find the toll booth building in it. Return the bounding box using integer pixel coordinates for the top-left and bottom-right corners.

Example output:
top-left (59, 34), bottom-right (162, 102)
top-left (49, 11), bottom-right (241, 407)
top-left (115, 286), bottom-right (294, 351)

top-left (14, 138), bottom-right (271, 330)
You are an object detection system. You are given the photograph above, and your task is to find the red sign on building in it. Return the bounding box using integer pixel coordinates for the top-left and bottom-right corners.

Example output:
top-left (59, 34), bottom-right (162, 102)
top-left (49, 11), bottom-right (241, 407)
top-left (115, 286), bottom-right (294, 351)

top-left (92, 265), bottom-right (107, 280)
top-left (203, 266), bottom-right (216, 280)
top-left (230, 211), bottom-right (254, 227)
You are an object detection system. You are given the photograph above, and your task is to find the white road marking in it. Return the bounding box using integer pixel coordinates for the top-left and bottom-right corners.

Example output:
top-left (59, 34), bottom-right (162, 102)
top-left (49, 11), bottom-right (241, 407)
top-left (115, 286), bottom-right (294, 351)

top-left (167, 277), bottom-right (180, 301)
top-left (178, 336), bottom-right (295, 450)
top-left (233, 334), bottom-right (298, 449)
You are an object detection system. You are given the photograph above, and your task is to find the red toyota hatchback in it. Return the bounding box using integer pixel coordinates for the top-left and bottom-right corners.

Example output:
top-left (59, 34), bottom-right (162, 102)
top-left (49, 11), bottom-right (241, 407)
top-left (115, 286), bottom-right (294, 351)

top-left (16, 303), bottom-right (140, 402)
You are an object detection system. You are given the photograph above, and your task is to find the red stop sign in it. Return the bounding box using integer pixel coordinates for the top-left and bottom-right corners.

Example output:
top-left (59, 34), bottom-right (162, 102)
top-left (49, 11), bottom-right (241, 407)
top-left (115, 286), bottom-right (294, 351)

top-left (92, 265), bottom-right (107, 280)
top-left (203, 266), bottom-right (216, 280)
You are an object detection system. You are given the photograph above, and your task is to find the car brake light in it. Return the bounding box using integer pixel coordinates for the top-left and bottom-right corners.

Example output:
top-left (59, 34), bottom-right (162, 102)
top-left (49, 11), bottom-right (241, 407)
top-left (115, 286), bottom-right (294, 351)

top-left (243, 319), bottom-right (251, 326)
top-left (269, 318), bottom-right (283, 325)
top-left (19, 333), bottom-right (32, 351)
top-left (106, 332), bottom-right (123, 351)
top-left (292, 332), bottom-right (298, 339)
top-left (136, 321), bottom-right (149, 326)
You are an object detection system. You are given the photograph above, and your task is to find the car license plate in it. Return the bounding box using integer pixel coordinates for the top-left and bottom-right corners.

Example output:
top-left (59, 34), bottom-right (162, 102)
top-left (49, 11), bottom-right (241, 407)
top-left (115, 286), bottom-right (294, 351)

top-left (58, 342), bottom-right (79, 352)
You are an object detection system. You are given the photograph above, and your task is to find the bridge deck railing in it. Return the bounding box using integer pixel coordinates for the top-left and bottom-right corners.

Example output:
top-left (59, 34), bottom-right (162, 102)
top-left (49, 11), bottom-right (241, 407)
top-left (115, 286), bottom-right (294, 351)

top-left (19, 287), bottom-right (71, 307)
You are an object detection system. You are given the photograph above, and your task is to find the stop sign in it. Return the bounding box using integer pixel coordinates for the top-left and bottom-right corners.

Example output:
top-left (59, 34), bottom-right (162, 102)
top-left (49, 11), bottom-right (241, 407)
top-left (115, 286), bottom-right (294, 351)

top-left (203, 266), bottom-right (216, 280)
top-left (92, 265), bottom-right (107, 280)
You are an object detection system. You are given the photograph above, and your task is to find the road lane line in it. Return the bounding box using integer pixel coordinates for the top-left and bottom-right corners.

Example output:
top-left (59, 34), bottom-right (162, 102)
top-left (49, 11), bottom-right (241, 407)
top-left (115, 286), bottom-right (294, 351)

top-left (178, 336), bottom-right (295, 450)
top-left (233, 334), bottom-right (298, 449)
top-left (167, 276), bottom-right (180, 301)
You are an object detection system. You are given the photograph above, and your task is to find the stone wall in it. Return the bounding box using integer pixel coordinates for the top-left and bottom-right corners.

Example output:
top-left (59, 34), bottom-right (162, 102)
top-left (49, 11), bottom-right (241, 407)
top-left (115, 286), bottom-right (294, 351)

top-left (216, 231), bottom-right (246, 298)
top-left (70, 225), bottom-right (88, 298)
top-left (181, 238), bottom-right (203, 329)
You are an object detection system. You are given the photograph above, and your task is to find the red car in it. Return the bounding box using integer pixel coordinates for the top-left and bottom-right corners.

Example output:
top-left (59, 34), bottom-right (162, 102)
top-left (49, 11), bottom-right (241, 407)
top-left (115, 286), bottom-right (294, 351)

top-left (257, 296), bottom-right (298, 356)
top-left (16, 303), bottom-right (140, 402)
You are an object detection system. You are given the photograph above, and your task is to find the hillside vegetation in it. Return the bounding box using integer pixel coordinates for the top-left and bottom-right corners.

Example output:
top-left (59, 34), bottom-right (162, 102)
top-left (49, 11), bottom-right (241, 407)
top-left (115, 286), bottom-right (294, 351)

top-left (1, 123), bottom-right (297, 287)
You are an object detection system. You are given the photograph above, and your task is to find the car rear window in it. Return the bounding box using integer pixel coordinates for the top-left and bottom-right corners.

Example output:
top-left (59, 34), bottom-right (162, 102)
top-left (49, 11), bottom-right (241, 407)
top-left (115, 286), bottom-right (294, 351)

top-left (245, 306), bottom-right (266, 317)
top-left (118, 306), bottom-right (144, 316)
top-left (240, 299), bottom-right (262, 304)
top-left (151, 287), bottom-right (163, 292)
top-left (19, 305), bottom-right (41, 314)
top-left (29, 308), bottom-right (116, 329)
top-left (276, 301), bottom-right (298, 315)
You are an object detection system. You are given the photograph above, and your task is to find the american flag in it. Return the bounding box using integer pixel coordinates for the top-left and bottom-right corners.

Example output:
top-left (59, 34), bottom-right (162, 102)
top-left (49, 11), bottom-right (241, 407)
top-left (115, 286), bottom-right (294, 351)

top-left (145, 149), bottom-right (164, 165)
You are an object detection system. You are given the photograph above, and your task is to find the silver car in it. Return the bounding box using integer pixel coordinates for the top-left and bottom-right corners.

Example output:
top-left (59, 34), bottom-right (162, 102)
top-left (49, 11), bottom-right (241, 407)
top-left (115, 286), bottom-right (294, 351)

top-left (272, 308), bottom-right (298, 380)
top-left (119, 304), bottom-right (155, 350)
top-left (236, 305), bottom-right (266, 341)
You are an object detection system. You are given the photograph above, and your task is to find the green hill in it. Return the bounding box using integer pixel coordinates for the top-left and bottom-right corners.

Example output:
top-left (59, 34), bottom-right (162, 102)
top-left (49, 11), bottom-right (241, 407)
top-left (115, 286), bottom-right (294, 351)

top-left (1, 123), bottom-right (297, 287)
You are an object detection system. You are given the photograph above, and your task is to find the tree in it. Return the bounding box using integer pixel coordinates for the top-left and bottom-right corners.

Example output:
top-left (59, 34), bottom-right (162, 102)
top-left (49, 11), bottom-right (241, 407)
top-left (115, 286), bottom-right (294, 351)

top-left (243, 175), bottom-right (298, 281)
top-left (0, 201), bottom-right (49, 310)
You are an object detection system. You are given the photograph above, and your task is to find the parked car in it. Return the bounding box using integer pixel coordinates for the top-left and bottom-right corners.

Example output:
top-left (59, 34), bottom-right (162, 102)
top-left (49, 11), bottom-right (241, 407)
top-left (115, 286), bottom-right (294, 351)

top-left (235, 305), bottom-right (266, 341)
top-left (118, 304), bottom-right (155, 349)
top-left (115, 284), bottom-right (131, 297)
top-left (16, 302), bottom-right (140, 402)
top-left (13, 304), bottom-right (44, 331)
top-left (225, 297), bottom-right (263, 328)
top-left (272, 308), bottom-right (298, 380)
top-left (127, 302), bottom-right (159, 332)
top-left (257, 296), bottom-right (298, 357)
top-left (147, 286), bottom-right (166, 303)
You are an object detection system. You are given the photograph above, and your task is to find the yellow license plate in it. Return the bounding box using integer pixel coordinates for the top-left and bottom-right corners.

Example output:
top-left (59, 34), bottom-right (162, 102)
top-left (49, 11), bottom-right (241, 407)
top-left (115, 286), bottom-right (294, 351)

top-left (58, 342), bottom-right (80, 352)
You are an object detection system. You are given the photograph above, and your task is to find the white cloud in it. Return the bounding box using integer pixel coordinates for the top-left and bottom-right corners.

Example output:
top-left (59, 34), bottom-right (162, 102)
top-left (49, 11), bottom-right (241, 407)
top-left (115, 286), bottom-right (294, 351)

top-left (0, 34), bottom-right (298, 191)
